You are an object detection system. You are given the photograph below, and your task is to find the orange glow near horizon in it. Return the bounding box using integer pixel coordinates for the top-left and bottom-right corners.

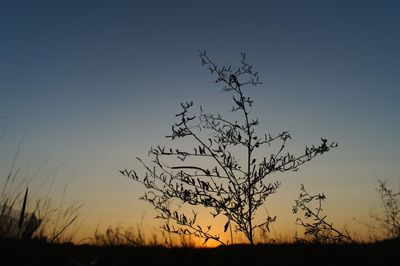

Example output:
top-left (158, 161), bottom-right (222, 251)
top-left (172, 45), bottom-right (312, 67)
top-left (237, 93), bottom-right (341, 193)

top-left (70, 203), bottom-right (380, 246)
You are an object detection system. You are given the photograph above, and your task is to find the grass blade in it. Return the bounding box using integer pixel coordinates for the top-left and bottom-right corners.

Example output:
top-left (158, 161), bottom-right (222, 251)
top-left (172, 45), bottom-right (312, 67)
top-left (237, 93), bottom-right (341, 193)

top-left (18, 187), bottom-right (28, 230)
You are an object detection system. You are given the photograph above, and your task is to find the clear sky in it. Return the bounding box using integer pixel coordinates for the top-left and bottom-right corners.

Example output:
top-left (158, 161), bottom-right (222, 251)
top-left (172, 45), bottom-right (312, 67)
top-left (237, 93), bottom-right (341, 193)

top-left (1, 0), bottom-right (399, 244)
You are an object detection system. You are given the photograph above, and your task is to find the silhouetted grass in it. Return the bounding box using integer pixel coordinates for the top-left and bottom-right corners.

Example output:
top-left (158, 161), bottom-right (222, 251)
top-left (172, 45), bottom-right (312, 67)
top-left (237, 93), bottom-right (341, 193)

top-left (0, 132), bottom-right (83, 243)
top-left (0, 238), bottom-right (397, 266)
top-left (90, 224), bottom-right (196, 248)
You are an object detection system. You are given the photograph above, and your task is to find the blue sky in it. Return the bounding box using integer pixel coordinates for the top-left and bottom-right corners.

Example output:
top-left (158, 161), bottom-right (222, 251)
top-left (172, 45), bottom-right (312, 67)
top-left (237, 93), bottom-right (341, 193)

top-left (1, 0), bottom-right (399, 242)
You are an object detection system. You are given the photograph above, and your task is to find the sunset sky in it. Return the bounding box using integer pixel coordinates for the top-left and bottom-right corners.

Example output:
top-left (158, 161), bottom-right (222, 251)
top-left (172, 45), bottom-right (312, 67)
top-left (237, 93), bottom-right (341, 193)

top-left (1, 0), bottom-right (399, 244)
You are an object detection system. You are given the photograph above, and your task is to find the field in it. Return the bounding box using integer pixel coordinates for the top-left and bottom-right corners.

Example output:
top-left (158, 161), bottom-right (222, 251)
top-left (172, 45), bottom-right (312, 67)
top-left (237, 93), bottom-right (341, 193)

top-left (1, 239), bottom-right (398, 266)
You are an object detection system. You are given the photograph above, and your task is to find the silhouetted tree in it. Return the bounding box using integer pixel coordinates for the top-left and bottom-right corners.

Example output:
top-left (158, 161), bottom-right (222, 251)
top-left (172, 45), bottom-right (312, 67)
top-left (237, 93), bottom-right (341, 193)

top-left (121, 51), bottom-right (337, 245)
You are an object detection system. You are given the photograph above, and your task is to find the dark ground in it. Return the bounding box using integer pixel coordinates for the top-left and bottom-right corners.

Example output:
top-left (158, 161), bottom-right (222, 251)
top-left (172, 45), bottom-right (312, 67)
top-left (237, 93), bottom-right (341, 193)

top-left (0, 239), bottom-right (398, 266)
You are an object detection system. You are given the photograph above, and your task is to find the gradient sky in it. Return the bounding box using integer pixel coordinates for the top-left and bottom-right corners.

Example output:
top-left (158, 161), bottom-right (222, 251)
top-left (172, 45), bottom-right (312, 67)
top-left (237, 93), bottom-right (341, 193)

top-left (1, 0), bottom-right (400, 244)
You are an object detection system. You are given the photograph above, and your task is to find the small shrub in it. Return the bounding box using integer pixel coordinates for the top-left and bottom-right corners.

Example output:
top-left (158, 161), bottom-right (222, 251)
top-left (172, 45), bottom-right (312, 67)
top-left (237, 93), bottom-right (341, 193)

top-left (373, 180), bottom-right (400, 240)
top-left (293, 184), bottom-right (353, 244)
